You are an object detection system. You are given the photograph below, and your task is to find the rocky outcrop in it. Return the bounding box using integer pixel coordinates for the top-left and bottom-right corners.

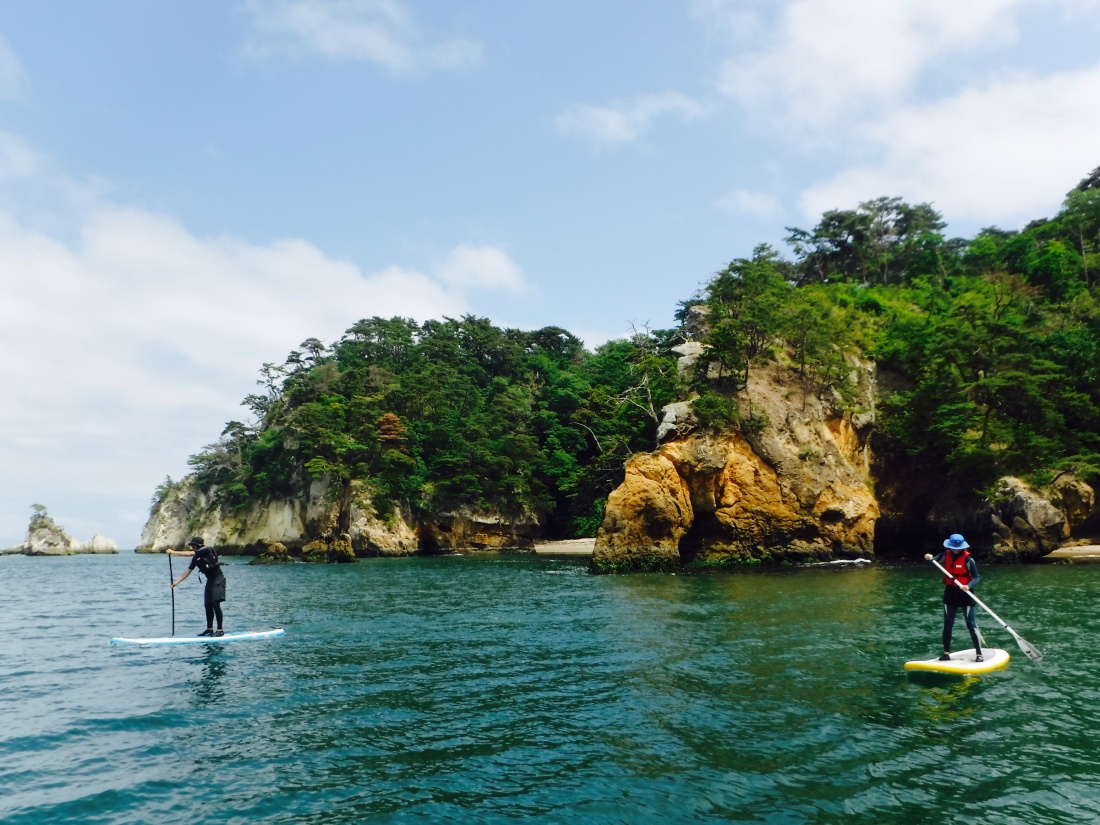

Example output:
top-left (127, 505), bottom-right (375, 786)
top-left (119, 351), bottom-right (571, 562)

top-left (421, 509), bottom-right (539, 553)
top-left (2, 507), bottom-right (118, 555)
top-left (82, 534), bottom-right (119, 553)
top-left (139, 475), bottom-right (533, 556)
top-left (249, 538), bottom-right (291, 565)
top-left (301, 533), bottom-right (356, 563)
top-left (901, 473), bottom-right (1095, 562)
top-left (593, 359), bottom-right (879, 572)
top-left (656, 401), bottom-right (698, 444)
top-left (1051, 473), bottom-right (1097, 533)
top-left (984, 477), bottom-right (1069, 561)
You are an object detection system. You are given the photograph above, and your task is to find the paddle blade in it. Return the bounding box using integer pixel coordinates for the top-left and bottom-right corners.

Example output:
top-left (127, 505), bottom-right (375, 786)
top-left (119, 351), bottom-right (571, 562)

top-left (1010, 628), bottom-right (1043, 662)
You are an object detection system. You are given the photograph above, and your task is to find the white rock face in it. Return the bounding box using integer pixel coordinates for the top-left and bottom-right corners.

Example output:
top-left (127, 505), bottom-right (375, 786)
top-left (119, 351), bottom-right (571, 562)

top-left (671, 341), bottom-right (707, 378)
top-left (81, 534), bottom-right (120, 553)
top-left (139, 474), bottom-right (421, 556)
top-left (656, 400), bottom-right (699, 444)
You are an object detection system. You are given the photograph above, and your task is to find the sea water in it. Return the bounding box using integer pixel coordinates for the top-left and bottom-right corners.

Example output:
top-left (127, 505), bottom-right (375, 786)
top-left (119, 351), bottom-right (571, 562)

top-left (0, 552), bottom-right (1096, 824)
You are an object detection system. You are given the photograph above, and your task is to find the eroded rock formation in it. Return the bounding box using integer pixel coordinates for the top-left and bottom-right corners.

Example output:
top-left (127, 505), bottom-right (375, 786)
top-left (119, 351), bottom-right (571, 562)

top-left (593, 359), bottom-right (879, 572)
top-left (249, 538), bottom-right (291, 565)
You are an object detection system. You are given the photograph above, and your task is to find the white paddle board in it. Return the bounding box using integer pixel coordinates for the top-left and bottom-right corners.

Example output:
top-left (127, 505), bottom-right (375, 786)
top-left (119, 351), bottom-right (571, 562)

top-left (904, 647), bottom-right (1009, 675)
top-left (110, 628), bottom-right (284, 646)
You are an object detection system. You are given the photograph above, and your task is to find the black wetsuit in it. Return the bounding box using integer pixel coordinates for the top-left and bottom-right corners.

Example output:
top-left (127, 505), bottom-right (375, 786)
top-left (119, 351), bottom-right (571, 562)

top-left (190, 546), bottom-right (226, 630)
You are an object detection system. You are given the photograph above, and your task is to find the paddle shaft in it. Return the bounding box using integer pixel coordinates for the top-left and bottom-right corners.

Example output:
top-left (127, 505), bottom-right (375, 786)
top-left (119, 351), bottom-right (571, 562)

top-left (168, 552), bottom-right (175, 637)
top-left (930, 557), bottom-right (1036, 644)
top-left (928, 556), bottom-right (1042, 662)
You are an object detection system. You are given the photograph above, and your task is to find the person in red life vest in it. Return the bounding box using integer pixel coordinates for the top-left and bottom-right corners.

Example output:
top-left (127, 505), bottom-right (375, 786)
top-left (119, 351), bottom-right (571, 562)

top-left (924, 533), bottom-right (984, 662)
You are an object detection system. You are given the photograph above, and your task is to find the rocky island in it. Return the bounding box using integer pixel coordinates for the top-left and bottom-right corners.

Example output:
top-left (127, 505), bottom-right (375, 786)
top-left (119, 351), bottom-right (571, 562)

top-left (4, 505), bottom-right (118, 556)
top-left (139, 174), bottom-right (1100, 570)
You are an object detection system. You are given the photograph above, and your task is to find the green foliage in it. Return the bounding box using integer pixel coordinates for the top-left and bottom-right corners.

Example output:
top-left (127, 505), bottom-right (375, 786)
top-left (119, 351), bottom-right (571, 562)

top-left (588, 554), bottom-right (681, 574)
top-left (184, 180), bottom-right (1100, 544)
top-left (187, 315), bottom-right (679, 538)
top-left (150, 476), bottom-right (177, 514)
top-left (691, 391), bottom-right (739, 430)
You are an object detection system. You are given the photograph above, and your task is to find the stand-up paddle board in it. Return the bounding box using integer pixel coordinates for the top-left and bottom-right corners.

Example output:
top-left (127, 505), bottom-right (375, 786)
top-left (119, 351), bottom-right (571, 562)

top-left (110, 628), bottom-right (285, 646)
top-left (904, 647), bottom-right (1009, 675)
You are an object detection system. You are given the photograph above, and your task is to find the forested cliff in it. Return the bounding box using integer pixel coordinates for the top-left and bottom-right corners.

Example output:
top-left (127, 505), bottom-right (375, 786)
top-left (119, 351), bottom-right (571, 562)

top-left (142, 169), bottom-right (1100, 565)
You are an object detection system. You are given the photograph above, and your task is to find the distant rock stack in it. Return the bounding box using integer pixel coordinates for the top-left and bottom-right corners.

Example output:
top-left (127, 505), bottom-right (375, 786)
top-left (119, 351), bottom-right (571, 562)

top-left (2, 506), bottom-right (118, 555)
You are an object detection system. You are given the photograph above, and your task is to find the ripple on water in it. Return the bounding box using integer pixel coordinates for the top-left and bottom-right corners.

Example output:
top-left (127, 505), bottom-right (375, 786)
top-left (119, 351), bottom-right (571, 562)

top-left (3, 554), bottom-right (1100, 823)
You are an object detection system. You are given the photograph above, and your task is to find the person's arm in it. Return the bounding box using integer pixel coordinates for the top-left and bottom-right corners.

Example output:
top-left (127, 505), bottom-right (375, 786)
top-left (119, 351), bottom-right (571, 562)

top-left (171, 567), bottom-right (192, 588)
top-left (923, 551), bottom-right (946, 563)
top-left (964, 557), bottom-right (981, 590)
top-left (166, 548), bottom-right (195, 588)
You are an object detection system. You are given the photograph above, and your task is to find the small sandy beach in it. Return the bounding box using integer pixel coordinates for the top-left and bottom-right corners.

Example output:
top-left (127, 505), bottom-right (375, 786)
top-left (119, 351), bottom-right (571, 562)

top-left (1044, 544), bottom-right (1100, 562)
top-left (533, 538), bottom-right (595, 555)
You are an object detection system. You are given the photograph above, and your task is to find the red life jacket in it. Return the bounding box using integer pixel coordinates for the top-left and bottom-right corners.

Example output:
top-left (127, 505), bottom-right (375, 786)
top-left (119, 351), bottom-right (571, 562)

top-left (942, 549), bottom-right (973, 587)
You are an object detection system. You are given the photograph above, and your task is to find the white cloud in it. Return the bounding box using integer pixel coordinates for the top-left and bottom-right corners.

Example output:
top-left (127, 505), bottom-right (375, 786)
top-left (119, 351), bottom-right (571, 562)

top-left (0, 36), bottom-right (27, 101)
top-left (0, 131), bottom-right (43, 180)
top-left (242, 0), bottom-right (482, 73)
top-left (434, 244), bottom-right (526, 292)
top-left (0, 135), bottom-right (526, 546)
top-left (715, 188), bottom-right (783, 219)
top-left (554, 91), bottom-right (706, 146)
top-left (713, 0), bottom-right (1029, 129)
top-left (688, 0), bottom-right (1100, 225)
top-left (800, 66), bottom-right (1100, 226)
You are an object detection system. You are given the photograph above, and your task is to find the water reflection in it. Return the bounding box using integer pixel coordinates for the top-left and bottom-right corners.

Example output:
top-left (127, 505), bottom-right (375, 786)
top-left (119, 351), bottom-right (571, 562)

top-left (191, 647), bottom-right (227, 708)
top-left (910, 674), bottom-right (983, 725)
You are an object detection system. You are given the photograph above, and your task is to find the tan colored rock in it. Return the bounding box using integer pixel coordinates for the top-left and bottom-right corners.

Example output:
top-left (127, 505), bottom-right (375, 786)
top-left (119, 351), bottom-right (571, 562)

top-left (346, 482), bottom-right (419, 556)
top-left (302, 533), bottom-right (356, 563)
top-left (139, 474), bottom-right (421, 556)
top-left (82, 534), bottom-right (119, 553)
top-left (249, 538), bottom-right (290, 565)
top-left (592, 451), bottom-right (693, 571)
top-left (1050, 474), bottom-right (1096, 533)
top-left (594, 359), bottom-right (879, 571)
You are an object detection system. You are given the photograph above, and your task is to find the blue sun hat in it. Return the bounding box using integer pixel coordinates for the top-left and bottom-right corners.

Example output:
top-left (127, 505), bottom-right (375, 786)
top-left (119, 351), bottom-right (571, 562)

top-left (943, 533), bottom-right (969, 550)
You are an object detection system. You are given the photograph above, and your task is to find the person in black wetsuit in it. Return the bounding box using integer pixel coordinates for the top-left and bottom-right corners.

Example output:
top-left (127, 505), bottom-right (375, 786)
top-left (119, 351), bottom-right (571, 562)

top-left (924, 533), bottom-right (983, 662)
top-left (168, 536), bottom-right (227, 637)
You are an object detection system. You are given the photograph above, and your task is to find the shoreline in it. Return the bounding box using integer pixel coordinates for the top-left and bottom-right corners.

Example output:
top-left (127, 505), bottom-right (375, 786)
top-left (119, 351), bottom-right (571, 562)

top-left (533, 538), bottom-right (595, 555)
top-left (1043, 544), bottom-right (1100, 562)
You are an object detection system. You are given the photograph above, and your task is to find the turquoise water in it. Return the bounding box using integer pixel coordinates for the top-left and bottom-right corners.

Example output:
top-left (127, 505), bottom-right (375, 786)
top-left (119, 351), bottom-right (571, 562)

top-left (1, 552), bottom-right (1097, 823)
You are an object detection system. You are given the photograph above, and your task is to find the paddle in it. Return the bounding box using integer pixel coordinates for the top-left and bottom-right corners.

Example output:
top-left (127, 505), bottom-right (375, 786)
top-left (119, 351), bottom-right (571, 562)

top-left (168, 551), bottom-right (176, 637)
top-left (929, 557), bottom-right (1042, 662)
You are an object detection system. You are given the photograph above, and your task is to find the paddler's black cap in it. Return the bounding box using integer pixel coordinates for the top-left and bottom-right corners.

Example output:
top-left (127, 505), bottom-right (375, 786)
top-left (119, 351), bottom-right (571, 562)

top-left (188, 536), bottom-right (203, 548)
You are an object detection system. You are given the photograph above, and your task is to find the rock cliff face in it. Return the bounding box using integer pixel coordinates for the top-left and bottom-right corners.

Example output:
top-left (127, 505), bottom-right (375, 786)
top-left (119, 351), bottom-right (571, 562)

top-left (593, 359), bottom-right (879, 571)
top-left (922, 474), bottom-right (1096, 562)
top-left (3, 508), bottom-right (118, 555)
top-left (138, 475), bottom-right (534, 556)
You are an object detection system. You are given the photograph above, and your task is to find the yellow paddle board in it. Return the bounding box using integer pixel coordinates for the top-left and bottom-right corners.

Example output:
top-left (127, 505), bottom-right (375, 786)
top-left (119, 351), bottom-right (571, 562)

top-left (904, 647), bottom-right (1009, 675)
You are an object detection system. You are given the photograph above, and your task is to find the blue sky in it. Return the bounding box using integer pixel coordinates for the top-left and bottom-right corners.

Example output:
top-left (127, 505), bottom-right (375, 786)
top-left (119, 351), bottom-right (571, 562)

top-left (2, 0), bottom-right (1100, 548)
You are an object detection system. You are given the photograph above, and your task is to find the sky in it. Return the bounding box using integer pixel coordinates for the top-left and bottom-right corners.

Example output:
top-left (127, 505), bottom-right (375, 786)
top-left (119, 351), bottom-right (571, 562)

top-left (2, 0), bottom-right (1100, 549)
